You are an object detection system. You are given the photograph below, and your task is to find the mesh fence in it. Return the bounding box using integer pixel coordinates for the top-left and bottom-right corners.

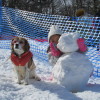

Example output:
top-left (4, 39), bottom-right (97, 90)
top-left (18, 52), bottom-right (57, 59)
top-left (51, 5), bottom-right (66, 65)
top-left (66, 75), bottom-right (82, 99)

top-left (0, 7), bottom-right (100, 78)
top-left (0, 0), bottom-right (1, 33)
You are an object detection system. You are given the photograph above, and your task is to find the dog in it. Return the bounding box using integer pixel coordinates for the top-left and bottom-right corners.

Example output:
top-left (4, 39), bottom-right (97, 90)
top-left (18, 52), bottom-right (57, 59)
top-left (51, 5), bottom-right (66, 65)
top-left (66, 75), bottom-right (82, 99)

top-left (10, 37), bottom-right (41, 85)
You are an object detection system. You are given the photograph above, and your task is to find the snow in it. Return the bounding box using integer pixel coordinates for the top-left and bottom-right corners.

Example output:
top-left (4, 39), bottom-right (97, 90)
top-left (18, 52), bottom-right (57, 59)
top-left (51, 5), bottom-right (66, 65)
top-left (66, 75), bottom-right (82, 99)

top-left (53, 32), bottom-right (93, 92)
top-left (57, 32), bottom-right (80, 53)
top-left (0, 49), bottom-right (100, 100)
top-left (52, 52), bottom-right (93, 92)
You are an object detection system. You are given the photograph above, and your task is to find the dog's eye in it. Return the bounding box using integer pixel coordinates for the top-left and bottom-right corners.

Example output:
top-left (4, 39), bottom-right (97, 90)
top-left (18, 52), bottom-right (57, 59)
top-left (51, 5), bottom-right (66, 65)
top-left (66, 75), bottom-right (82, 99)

top-left (19, 41), bottom-right (24, 44)
top-left (12, 41), bottom-right (17, 44)
top-left (13, 41), bottom-right (17, 43)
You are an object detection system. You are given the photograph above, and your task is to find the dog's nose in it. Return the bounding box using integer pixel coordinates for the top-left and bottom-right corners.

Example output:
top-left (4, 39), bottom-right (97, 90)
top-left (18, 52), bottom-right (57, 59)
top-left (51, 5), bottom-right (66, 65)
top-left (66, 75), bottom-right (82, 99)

top-left (15, 44), bottom-right (19, 49)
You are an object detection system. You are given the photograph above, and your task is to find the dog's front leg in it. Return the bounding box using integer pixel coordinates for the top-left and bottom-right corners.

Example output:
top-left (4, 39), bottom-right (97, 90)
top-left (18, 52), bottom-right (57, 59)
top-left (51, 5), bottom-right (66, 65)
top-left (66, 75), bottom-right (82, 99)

top-left (17, 73), bottom-right (22, 84)
top-left (14, 66), bottom-right (21, 84)
top-left (24, 67), bottom-right (30, 85)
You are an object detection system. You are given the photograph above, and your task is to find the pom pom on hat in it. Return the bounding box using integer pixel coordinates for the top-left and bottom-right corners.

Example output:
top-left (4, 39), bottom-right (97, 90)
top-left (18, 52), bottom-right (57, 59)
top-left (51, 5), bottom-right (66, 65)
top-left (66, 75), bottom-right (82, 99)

top-left (75, 9), bottom-right (85, 17)
top-left (48, 25), bottom-right (63, 41)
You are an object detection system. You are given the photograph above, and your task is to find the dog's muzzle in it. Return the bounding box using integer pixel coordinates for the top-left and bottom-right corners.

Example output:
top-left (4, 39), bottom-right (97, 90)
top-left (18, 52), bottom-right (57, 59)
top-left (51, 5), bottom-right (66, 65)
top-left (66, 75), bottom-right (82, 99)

top-left (15, 43), bottom-right (19, 49)
top-left (13, 43), bottom-right (24, 55)
top-left (14, 43), bottom-right (22, 50)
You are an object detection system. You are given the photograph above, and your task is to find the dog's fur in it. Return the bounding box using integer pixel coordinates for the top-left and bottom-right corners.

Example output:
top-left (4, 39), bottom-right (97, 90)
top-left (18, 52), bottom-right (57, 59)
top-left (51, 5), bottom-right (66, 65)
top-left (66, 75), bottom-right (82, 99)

top-left (11, 37), bottom-right (40, 85)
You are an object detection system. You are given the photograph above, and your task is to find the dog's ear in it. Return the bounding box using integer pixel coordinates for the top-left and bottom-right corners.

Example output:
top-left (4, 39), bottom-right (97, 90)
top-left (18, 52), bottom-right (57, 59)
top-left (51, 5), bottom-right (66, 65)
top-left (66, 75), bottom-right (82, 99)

top-left (11, 37), bottom-right (14, 45)
top-left (11, 37), bottom-right (16, 50)
top-left (11, 37), bottom-right (18, 52)
top-left (24, 39), bottom-right (30, 52)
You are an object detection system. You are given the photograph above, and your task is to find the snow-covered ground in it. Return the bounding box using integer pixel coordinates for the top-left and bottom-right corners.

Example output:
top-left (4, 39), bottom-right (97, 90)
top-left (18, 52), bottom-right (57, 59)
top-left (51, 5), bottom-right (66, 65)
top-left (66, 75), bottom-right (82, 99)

top-left (0, 48), bottom-right (100, 100)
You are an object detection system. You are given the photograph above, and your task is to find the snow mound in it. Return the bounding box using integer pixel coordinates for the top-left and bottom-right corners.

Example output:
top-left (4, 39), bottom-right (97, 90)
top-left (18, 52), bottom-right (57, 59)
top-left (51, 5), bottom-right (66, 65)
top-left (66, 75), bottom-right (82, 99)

top-left (57, 32), bottom-right (79, 53)
top-left (53, 32), bottom-right (93, 92)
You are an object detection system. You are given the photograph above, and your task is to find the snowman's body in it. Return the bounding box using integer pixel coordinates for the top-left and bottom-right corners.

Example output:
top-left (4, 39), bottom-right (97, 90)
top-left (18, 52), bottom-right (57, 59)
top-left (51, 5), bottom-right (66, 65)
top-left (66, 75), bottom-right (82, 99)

top-left (52, 32), bottom-right (93, 92)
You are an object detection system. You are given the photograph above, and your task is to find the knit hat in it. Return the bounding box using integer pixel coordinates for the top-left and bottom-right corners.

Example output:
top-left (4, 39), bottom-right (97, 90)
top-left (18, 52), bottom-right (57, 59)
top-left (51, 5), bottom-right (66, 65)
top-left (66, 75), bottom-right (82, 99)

top-left (48, 25), bottom-right (63, 41)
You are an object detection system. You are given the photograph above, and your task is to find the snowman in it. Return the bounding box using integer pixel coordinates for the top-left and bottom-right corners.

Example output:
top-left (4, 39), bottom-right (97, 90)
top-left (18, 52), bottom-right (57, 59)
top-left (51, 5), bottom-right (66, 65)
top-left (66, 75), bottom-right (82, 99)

top-left (52, 32), bottom-right (93, 92)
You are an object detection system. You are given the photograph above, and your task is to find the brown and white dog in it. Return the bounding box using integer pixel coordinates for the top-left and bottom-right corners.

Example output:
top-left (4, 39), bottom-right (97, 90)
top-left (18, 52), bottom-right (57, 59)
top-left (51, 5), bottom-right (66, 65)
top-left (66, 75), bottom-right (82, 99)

top-left (10, 37), bottom-right (41, 85)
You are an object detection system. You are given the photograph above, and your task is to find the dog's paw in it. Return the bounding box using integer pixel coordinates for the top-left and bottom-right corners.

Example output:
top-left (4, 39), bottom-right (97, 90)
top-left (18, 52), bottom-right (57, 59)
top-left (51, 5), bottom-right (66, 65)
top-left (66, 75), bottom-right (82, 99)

top-left (17, 81), bottom-right (22, 84)
top-left (23, 81), bottom-right (29, 85)
top-left (35, 76), bottom-right (41, 81)
top-left (24, 82), bottom-right (29, 85)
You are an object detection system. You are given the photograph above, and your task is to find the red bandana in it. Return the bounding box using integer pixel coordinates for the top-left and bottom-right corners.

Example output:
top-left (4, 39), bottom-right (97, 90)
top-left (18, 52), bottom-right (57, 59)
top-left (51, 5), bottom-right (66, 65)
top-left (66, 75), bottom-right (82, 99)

top-left (11, 51), bottom-right (33, 66)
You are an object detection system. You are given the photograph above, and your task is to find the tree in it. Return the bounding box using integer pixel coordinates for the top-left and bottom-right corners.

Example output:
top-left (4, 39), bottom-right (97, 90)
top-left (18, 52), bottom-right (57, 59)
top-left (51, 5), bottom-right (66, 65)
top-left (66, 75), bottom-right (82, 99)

top-left (2, 0), bottom-right (100, 16)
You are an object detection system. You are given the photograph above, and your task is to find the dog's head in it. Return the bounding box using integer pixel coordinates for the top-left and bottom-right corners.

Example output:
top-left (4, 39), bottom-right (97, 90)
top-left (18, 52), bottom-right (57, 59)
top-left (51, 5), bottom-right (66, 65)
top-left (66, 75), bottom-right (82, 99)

top-left (11, 37), bottom-right (30, 56)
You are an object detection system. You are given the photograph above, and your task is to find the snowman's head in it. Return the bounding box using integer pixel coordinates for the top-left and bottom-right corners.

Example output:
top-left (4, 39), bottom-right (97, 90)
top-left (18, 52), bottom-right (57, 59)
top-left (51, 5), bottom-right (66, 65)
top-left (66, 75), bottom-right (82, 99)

top-left (57, 32), bottom-right (80, 53)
